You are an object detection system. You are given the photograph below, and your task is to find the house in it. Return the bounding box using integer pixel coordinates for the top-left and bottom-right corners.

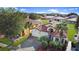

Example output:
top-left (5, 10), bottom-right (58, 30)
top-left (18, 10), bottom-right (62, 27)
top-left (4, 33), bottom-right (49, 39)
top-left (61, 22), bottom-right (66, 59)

top-left (67, 18), bottom-right (77, 23)
top-left (38, 25), bottom-right (48, 32)
top-left (43, 15), bottom-right (66, 22)
top-left (66, 13), bottom-right (78, 23)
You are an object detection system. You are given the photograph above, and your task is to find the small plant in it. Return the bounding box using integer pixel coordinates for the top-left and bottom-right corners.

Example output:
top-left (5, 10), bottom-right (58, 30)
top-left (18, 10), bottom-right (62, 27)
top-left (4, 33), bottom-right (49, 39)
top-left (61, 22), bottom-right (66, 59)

top-left (49, 40), bottom-right (63, 50)
top-left (39, 36), bottom-right (49, 49)
top-left (41, 41), bottom-right (48, 48)
top-left (39, 36), bottom-right (49, 44)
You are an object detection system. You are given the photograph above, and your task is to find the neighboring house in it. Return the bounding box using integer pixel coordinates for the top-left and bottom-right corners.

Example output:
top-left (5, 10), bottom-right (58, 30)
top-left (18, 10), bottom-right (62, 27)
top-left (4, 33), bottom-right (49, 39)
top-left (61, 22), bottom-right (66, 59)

top-left (42, 14), bottom-right (77, 23)
top-left (38, 25), bottom-right (48, 32)
top-left (67, 14), bottom-right (78, 18)
top-left (67, 18), bottom-right (77, 23)
top-left (43, 15), bottom-right (66, 22)
top-left (66, 14), bottom-right (78, 23)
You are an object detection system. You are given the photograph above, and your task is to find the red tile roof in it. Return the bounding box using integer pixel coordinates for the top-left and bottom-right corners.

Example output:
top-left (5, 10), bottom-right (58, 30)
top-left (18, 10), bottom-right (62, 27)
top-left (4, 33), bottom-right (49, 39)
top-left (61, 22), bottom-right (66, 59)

top-left (40, 25), bottom-right (48, 32)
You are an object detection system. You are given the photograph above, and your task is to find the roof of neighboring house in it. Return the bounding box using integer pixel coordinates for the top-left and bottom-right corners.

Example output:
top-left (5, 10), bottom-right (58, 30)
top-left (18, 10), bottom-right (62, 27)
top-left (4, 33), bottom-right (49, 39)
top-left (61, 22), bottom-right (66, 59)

top-left (68, 15), bottom-right (77, 18)
top-left (53, 16), bottom-right (66, 19)
top-left (45, 16), bottom-right (54, 18)
top-left (44, 16), bottom-right (66, 20)
top-left (41, 25), bottom-right (48, 32)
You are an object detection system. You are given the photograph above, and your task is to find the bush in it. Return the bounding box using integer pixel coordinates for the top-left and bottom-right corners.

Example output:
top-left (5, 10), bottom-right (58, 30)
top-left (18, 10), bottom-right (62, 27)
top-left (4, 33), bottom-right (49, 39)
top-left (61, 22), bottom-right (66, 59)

top-left (0, 47), bottom-right (10, 51)
top-left (49, 40), bottom-right (63, 49)
top-left (41, 41), bottom-right (48, 48)
top-left (12, 36), bottom-right (29, 47)
top-left (39, 36), bottom-right (49, 42)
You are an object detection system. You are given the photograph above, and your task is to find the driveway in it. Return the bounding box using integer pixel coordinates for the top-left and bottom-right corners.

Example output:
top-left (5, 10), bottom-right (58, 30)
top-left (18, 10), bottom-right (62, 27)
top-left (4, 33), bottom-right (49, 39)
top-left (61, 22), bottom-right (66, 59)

top-left (20, 36), bottom-right (41, 51)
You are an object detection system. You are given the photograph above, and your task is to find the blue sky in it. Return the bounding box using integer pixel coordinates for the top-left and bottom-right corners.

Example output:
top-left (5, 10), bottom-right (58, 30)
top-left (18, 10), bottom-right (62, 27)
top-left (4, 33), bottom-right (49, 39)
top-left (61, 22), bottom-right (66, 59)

top-left (16, 7), bottom-right (79, 14)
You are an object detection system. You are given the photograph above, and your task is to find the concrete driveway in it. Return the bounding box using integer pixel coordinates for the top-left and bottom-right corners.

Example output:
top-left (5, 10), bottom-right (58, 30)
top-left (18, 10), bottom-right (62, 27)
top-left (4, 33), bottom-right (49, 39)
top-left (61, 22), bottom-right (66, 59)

top-left (20, 36), bottom-right (41, 51)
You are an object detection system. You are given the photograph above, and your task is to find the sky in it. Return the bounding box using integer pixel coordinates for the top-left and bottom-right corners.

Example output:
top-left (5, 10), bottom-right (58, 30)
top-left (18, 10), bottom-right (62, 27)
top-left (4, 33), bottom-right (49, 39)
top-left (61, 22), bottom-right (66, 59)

top-left (16, 7), bottom-right (79, 14)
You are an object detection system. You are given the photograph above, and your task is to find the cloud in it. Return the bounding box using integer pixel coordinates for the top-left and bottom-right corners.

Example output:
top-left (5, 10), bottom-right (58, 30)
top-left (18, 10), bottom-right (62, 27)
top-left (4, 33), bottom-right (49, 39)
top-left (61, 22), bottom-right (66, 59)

top-left (48, 9), bottom-right (59, 13)
top-left (15, 8), bottom-right (27, 12)
top-left (19, 8), bottom-right (27, 12)
top-left (47, 9), bottom-right (68, 14)
top-left (76, 12), bottom-right (79, 15)
top-left (68, 8), bottom-right (78, 11)
top-left (36, 11), bottom-right (47, 14)
top-left (68, 8), bottom-right (75, 10)
top-left (59, 12), bottom-right (68, 14)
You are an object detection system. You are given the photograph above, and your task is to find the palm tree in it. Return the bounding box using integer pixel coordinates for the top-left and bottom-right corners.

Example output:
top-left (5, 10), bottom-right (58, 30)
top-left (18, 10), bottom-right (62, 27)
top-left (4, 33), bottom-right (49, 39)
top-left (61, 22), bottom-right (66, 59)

top-left (56, 21), bottom-right (68, 39)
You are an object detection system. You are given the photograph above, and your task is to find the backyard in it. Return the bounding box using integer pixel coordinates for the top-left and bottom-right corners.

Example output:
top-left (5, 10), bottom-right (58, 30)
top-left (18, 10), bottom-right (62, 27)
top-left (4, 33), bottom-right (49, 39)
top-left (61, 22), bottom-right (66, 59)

top-left (67, 23), bottom-right (77, 43)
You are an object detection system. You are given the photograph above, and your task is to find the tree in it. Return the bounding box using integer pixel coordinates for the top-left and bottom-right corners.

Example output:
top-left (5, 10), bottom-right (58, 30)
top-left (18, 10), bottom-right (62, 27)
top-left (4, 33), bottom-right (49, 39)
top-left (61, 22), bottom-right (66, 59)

top-left (56, 21), bottom-right (68, 38)
top-left (0, 7), bottom-right (17, 13)
top-left (0, 8), bottom-right (26, 38)
top-left (67, 13), bottom-right (78, 16)
top-left (29, 13), bottom-right (41, 20)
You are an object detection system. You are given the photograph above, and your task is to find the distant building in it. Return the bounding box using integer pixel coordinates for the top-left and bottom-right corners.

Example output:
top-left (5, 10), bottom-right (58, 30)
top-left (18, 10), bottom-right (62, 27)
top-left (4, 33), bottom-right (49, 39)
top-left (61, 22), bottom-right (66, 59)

top-left (42, 15), bottom-right (66, 22)
top-left (67, 18), bottom-right (77, 23)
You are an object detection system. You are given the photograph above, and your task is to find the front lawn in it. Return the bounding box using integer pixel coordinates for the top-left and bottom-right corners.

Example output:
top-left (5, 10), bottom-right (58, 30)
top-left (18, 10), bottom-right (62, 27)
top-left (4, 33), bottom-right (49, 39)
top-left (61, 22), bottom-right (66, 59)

top-left (67, 23), bottom-right (77, 43)
top-left (41, 19), bottom-right (49, 25)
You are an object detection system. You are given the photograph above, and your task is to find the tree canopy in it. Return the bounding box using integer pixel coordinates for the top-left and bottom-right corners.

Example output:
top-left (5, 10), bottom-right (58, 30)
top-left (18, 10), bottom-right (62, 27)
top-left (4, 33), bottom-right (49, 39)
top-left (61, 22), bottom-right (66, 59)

top-left (67, 13), bottom-right (78, 16)
top-left (0, 8), bottom-right (26, 37)
top-left (29, 13), bottom-right (41, 20)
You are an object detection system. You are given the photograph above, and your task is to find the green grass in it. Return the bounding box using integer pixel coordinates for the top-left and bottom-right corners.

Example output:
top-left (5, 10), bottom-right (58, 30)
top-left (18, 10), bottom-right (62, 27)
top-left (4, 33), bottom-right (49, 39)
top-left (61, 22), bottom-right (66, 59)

top-left (0, 47), bottom-right (10, 51)
top-left (0, 37), bottom-right (12, 45)
top-left (41, 20), bottom-right (49, 25)
top-left (67, 23), bottom-right (77, 43)
top-left (0, 36), bottom-right (29, 51)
